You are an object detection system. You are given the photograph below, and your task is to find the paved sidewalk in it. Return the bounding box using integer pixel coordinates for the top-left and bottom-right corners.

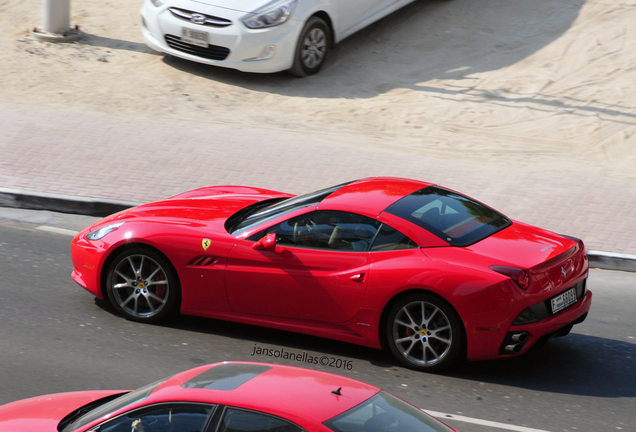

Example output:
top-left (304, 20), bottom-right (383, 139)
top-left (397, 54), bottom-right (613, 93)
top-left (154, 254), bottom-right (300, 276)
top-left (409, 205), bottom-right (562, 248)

top-left (2, 101), bottom-right (636, 266)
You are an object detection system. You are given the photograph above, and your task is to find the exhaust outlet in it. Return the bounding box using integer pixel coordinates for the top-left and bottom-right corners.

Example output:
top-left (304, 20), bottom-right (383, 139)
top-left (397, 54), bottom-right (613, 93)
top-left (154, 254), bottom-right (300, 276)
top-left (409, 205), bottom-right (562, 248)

top-left (511, 332), bottom-right (528, 343)
top-left (505, 344), bottom-right (522, 354)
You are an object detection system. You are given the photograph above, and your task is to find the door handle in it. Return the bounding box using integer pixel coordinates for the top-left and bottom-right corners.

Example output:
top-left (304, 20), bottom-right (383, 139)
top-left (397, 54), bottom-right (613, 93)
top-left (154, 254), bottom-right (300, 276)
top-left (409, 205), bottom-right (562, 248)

top-left (350, 273), bottom-right (365, 282)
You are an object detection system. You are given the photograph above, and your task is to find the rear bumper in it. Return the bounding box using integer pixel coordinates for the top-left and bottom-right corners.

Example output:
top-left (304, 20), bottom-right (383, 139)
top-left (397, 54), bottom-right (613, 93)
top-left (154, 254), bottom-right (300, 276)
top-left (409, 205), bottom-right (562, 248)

top-left (466, 289), bottom-right (592, 361)
top-left (499, 289), bottom-right (592, 355)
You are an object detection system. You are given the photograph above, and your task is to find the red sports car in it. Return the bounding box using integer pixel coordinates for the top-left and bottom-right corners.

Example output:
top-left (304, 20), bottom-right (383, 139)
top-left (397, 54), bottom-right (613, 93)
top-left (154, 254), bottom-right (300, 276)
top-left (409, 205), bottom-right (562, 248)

top-left (0, 362), bottom-right (458, 432)
top-left (71, 177), bottom-right (592, 371)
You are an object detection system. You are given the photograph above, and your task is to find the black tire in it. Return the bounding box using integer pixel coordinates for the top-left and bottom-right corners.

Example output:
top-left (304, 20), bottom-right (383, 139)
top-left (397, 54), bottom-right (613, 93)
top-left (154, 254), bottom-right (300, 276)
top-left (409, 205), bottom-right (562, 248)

top-left (105, 248), bottom-right (180, 323)
top-left (289, 17), bottom-right (330, 77)
top-left (386, 293), bottom-right (464, 372)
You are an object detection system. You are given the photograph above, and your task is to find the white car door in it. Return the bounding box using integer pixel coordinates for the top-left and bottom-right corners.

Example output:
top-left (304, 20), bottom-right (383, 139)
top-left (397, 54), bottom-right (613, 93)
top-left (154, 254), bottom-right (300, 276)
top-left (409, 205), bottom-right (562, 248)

top-left (336, 0), bottom-right (392, 39)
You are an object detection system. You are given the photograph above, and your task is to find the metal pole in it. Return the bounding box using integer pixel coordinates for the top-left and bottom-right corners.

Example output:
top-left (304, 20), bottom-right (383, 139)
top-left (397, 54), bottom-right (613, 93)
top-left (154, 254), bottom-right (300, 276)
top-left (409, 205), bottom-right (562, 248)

top-left (42, 0), bottom-right (70, 34)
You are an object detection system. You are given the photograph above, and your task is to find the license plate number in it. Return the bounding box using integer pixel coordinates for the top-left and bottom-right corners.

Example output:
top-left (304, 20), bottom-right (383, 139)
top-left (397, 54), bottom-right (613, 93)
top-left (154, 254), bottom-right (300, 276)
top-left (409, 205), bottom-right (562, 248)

top-left (181, 28), bottom-right (208, 48)
top-left (551, 287), bottom-right (577, 314)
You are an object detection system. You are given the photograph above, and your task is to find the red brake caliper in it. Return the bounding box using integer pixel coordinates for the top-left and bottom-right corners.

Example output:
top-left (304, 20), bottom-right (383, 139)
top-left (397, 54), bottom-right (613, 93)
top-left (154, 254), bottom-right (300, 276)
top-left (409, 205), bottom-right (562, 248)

top-left (154, 273), bottom-right (166, 304)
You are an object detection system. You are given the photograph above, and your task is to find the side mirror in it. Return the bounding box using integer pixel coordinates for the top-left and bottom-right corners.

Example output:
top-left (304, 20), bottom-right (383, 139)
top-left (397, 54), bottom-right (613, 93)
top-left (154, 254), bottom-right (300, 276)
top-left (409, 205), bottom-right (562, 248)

top-left (252, 233), bottom-right (277, 252)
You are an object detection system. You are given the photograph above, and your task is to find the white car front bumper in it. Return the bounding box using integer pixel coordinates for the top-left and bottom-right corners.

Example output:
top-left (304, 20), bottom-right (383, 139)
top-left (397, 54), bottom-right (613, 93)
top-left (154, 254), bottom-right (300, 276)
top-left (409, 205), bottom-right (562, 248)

top-left (140, 0), bottom-right (303, 73)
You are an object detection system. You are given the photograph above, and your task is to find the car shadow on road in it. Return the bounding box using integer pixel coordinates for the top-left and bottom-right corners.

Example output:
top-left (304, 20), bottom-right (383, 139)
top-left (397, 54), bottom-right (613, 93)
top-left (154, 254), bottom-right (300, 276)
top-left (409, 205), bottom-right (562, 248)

top-left (448, 333), bottom-right (636, 398)
top-left (97, 297), bottom-right (396, 369)
top-left (167, 314), bottom-right (636, 398)
top-left (171, 313), bottom-right (395, 365)
top-left (156, 0), bottom-right (585, 100)
top-left (94, 299), bottom-right (634, 398)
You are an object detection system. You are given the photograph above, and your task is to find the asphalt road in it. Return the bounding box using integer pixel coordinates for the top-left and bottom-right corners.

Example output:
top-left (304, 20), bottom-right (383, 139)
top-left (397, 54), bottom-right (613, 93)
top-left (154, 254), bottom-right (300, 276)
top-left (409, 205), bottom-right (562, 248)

top-left (0, 209), bottom-right (634, 432)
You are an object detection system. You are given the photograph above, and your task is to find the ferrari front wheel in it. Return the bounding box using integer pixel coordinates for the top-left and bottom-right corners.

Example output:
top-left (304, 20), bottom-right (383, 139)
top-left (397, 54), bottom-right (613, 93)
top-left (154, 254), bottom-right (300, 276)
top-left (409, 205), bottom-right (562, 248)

top-left (386, 294), bottom-right (464, 372)
top-left (106, 248), bottom-right (180, 323)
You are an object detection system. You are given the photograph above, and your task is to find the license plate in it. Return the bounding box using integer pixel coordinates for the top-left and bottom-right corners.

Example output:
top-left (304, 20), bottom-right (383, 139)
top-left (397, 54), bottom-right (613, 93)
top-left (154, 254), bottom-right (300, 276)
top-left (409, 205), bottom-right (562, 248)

top-left (551, 287), bottom-right (577, 314)
top-left (181, 28), bottom-right (208, 48)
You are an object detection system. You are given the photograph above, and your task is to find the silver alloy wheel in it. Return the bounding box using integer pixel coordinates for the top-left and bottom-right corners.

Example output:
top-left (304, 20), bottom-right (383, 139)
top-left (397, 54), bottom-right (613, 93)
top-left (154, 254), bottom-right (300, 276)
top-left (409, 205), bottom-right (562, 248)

top-left (110, 254), bottom-right (169, 318)
top-left (392, 300), bottom-right (453, 366)
top-left (301, 27), bottom-right (327, 69)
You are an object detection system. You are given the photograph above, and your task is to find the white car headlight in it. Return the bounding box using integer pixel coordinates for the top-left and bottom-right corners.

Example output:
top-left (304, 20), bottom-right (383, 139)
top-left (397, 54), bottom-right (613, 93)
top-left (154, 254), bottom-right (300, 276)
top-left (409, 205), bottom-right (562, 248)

top-left (242, 0), bottom-right (298, 29)
top-left (85, 222), bottom-right (125, 240)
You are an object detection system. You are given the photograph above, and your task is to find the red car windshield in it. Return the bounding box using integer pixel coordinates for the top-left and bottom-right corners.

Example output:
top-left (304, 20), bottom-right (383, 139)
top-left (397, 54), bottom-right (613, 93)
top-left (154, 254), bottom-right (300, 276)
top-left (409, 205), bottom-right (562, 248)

top-left (324, 391), bottom-right (454, 432)
top-left (60, 379), bottom-right (167, 432)
top-left (384, 186), bottom-right (511, 247)
top-left (229, 182), bottom-right (351, 236)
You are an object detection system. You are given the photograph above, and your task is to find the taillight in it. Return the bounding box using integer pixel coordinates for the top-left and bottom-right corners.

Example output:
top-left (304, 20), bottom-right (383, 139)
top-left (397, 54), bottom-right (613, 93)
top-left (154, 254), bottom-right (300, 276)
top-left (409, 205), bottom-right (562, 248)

top-left (490, 266), bottom-right (530, 290)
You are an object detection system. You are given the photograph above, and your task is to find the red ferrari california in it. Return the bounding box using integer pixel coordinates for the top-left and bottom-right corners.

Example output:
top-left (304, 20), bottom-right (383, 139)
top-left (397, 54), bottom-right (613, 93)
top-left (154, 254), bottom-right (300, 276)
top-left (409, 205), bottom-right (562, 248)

top-left (0, 362), bottom-right (458, 432)
top-left (71, 177), bottom-right (591, 371)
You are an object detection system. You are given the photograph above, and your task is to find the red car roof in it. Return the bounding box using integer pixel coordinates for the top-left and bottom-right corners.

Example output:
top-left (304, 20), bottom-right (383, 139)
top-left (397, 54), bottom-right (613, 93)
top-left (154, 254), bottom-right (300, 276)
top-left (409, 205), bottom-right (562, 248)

top-left (146, 362), bottom-right (379, 427)
top-left (318, 177), bottom-right (433, 218)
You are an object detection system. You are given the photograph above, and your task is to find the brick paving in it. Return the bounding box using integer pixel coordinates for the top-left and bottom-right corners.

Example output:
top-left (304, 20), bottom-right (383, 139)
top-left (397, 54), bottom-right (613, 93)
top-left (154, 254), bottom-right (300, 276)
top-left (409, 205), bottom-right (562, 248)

top-left (1, 100), bottom-right (635, 255)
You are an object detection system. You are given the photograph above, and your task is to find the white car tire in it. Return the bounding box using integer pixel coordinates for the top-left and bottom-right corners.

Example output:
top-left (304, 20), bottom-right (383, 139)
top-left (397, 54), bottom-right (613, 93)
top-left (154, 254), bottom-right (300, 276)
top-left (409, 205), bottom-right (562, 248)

top-left (289, 17), bottom-right (331, 77)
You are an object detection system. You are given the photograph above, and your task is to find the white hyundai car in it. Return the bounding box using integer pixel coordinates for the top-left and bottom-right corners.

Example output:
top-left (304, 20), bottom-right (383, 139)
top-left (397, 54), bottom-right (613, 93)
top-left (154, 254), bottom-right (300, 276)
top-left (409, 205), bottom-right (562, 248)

top-left (140, 0), bottom-right (419, 76)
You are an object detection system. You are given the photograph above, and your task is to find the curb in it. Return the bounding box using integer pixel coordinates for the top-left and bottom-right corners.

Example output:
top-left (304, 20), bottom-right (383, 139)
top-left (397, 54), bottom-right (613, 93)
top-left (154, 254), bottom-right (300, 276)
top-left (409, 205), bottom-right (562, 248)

top-left (586, 251), bottom-right (636, 273)
top-left (0, 187), bottom-right (139, 218)
top-left (1, 188), bottom-right (635, 272)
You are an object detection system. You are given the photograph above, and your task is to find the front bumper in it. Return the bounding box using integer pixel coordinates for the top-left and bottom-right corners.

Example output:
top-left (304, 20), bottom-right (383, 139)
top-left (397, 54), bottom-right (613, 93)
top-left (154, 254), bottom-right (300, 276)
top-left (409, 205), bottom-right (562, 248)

top-left (140, 0), bottom-right (303, 73)
top-left (70, 231), bottom-right (107, 299)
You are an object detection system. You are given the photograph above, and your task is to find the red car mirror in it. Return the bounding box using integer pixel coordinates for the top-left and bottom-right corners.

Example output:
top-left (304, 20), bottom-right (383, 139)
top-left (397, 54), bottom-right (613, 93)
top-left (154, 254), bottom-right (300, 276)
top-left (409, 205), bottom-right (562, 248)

top-left (252, 233), bottom-right (277, 252)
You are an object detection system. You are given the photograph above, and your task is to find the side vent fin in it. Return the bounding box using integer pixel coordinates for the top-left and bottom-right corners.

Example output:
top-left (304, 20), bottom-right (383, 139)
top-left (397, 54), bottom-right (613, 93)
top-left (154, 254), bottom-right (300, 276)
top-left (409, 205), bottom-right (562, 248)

top-left (189, 256), bottom-right (219, 267)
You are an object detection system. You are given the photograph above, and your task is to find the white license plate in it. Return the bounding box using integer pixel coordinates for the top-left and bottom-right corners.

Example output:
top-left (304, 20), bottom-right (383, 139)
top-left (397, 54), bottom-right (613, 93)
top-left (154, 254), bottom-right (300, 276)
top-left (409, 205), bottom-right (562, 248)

top-left (551, 287), bottom-right (577, 314)
top-left (181, 28), bottom-right (208, 48)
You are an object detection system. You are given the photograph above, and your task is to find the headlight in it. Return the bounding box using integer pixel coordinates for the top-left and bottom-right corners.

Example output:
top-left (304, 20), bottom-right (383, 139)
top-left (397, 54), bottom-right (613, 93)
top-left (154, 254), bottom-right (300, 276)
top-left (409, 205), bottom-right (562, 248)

top-left (85, 222), bottom-right (125, 240)
top-left (150, 0), bottom-right (165, 7)
top-left (242, 0), bottom-right (298, 29)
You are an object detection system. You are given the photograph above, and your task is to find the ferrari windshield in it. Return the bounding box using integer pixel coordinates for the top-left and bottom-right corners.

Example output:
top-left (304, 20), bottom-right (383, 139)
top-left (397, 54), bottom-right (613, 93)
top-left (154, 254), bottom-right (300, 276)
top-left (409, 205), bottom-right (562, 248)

top-left (61, 378), bottom-right (167, 432)
top-left (229, 182), bottom-right (351, 236)
top-left (385, 186), bottom-right (511, 247)
top-left (324, 391), bottom-right (454, 432)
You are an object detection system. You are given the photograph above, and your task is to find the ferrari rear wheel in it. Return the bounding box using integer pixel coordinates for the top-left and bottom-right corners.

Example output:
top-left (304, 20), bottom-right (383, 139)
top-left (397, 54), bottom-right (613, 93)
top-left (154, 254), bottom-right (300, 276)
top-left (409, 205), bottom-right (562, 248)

top-left (106, 248), bottom-right (180, 323)
top-left (386, 294), bottom-right (464, 372)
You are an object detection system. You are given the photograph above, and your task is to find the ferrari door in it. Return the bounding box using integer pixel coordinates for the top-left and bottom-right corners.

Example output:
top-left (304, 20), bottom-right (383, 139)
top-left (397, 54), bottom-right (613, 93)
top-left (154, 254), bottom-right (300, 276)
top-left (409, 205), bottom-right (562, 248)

top-left (225, 210), bottom-right (381, 323)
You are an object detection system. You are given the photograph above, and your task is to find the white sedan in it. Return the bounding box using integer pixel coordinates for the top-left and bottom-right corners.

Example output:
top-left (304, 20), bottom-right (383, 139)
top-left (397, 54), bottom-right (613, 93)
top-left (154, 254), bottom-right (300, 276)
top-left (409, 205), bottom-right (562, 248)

top-left (140, 0), bottom-right (419, 76)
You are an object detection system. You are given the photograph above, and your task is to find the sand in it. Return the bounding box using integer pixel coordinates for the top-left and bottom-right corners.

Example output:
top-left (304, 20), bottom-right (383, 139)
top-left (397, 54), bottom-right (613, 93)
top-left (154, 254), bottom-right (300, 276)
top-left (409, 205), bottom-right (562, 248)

top-left (1, 0), bottom-right (636, 253)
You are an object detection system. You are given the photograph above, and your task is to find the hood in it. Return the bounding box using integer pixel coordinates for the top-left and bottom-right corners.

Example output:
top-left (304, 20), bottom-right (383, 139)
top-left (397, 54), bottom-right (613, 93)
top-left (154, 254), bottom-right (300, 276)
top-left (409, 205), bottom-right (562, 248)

top-left (0, 391), bottom-right (124, 432)
top-left (90, 187), bottom-right (292, 230)
top-left (190, 0), bottom-right (273, 14)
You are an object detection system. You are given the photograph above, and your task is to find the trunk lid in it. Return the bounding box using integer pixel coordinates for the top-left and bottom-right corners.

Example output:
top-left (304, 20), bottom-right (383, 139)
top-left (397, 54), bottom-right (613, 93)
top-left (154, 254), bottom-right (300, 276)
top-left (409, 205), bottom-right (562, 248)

top-left (467, 221), bottom-right (575, 268)
top-left (468, 221), bottom-right (588, 295)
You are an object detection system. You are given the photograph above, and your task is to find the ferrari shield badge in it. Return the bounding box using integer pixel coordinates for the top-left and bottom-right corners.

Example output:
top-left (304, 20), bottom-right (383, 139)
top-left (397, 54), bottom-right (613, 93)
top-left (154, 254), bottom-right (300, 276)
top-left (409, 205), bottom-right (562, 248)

top-left (202, 238), bottom-right (211, 251)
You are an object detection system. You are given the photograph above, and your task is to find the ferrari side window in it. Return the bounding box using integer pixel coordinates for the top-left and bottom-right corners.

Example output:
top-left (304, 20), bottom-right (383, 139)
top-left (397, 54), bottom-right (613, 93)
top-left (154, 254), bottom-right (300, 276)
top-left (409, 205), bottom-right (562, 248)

top-left (370, 224), bottom-right (418, 251)
top-left (97, 403), bottom-right (214, 432)
top-left (264, 211), bottom-right (381, 251)
top-left (218, 408), bottom-right (302, 432)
